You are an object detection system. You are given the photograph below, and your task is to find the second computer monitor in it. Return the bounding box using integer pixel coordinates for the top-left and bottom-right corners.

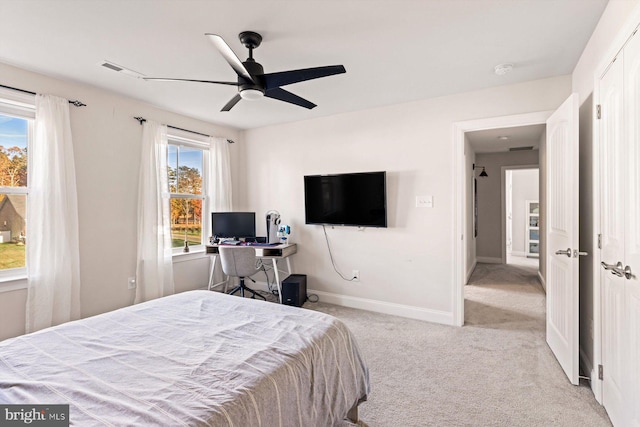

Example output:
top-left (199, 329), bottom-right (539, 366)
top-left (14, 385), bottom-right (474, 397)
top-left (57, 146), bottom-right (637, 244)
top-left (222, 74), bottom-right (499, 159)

top-left (211, 212), bottom-right (256, 239)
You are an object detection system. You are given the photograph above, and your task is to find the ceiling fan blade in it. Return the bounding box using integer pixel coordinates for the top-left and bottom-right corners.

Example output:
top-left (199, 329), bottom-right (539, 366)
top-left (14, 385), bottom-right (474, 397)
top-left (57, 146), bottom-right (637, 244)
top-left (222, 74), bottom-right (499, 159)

top-left (262, 65), bottom-right (346, 90)
top-left (221, 94), bottom-right (242, 112)
top-left (264, 87), bottom-right (316, 109)
top-left (205, 33), bottom-right (255, 84)
top-left (143, 77), bottom-right (239, 86)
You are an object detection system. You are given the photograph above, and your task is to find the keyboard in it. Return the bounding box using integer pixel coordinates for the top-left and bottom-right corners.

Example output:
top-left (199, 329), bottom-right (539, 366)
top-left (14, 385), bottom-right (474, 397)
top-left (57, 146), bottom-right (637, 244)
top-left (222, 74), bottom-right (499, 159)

top-left (220, 240), bottom-right (242, 245)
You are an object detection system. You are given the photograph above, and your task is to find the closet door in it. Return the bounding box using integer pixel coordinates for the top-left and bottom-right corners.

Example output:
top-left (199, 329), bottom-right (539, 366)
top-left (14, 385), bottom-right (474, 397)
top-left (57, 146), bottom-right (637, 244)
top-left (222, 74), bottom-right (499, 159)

top-left (623, 28), bottom-right (640, 427)
top-left (599, 51), bottom-right (627, 427)
top-left (600, 27), bottom-right (640, 427)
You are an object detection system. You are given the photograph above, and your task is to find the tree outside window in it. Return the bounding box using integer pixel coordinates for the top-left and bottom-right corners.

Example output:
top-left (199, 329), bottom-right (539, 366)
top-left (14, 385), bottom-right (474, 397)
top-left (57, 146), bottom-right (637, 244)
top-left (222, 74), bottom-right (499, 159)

top-left (168, 142), bottom-right (205, 249)
top-left (0, 113), bottom-right (29, 272)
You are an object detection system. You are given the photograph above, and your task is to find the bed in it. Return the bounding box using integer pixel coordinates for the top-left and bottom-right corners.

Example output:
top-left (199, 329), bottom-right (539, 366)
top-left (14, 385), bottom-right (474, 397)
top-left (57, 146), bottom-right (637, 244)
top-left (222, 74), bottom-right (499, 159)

top-left (0, 290), bottom-right (370, 426)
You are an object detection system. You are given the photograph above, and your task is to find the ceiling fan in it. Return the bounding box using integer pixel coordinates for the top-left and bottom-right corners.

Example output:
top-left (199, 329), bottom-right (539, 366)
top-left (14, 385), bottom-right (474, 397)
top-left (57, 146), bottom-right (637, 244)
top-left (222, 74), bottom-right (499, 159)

top-left (143, 31), bottom-right (346, 112)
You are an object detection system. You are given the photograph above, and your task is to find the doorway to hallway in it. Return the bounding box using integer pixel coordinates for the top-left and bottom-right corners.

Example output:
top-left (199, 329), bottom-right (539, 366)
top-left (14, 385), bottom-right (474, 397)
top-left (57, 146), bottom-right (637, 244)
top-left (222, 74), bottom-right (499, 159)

top-left (505, 168), bottom-right (540, 270)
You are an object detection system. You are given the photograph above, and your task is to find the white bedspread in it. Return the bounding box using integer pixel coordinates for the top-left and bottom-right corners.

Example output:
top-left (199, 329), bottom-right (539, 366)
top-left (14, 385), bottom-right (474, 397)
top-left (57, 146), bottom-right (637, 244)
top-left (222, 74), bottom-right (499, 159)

top-left (0, 290), bottom-right (369, 426)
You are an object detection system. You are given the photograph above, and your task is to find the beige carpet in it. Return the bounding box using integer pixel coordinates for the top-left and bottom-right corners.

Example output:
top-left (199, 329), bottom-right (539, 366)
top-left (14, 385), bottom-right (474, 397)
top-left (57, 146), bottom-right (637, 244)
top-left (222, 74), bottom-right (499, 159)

top-left (303, 261), bottom-right (612, 427)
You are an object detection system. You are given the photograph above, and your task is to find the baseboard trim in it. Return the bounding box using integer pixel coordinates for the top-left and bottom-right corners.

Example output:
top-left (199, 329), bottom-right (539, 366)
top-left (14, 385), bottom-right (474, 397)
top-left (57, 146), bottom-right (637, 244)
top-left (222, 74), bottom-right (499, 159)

top-left (537, 271), bottom-right (546, 291)
top-left (510, 250), bottom-right (525, 257)
top-left (476, 256), bottom-right (502, 264)
top-left (237, 281), bottom-right (454, 326)
top-left (466, 259), bottom-right (477, 284)
top-left (308, 289), bottom-right (454, 326)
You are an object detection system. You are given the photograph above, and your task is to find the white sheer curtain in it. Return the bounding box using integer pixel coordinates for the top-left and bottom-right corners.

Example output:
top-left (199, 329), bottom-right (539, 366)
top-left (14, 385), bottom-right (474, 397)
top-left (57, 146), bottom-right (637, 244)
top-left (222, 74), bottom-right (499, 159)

top-left (207, 136), bottom-right (233, 212)
top-left (207, 137), bottom-right (232, 286)
top-left (26, 94), bottom-right (81, 333)
top-left (135, 120), bottom-right (174, 303)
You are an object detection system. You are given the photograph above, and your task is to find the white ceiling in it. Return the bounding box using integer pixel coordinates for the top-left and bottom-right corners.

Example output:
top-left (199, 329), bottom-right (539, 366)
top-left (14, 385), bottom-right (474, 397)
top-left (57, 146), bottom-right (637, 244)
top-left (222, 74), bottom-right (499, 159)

top-left (0, 0), bottom-right (608, 130)
top-left (467, 124), bottom-right (546, 153)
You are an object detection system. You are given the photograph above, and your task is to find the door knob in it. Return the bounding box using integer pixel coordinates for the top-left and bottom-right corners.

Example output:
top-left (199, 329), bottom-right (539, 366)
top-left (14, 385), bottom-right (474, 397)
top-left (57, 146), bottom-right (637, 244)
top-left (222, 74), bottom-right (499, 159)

top-left (573, 250), bottom-right (588, 257)
top-left (601, 261), bottom-right (616, 271)
top-left (623, 265), bottom-right (635, 280)
top-left (555, 248), bottom-right (572, 257)
top-left (601, 261), bottom-right (624, 277)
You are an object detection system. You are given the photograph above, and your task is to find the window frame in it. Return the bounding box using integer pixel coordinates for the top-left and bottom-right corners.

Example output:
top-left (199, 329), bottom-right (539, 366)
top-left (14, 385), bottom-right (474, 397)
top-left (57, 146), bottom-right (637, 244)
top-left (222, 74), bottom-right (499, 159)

top-left (0, 88), bottom-right (34, 286)
top-left (167, 130), bottom-right (210, 256)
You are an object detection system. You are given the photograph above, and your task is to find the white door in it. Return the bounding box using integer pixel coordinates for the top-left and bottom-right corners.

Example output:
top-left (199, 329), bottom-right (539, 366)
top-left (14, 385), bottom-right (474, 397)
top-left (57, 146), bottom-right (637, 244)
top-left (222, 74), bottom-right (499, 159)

top-left (599, 27), bottom-right (640, 427)
top-left (545, 93), bottom-right (580, 385)
top-left (623, 28), bottom-right (640, 427)
top-left (599, 50), bottom-right (627, 426)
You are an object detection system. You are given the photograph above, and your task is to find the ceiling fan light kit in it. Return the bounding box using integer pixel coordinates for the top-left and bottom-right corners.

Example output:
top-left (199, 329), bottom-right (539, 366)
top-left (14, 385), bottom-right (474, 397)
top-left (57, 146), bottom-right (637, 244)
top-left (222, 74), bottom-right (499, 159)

top-left (143, 30), bottom-right (346, 112)
top-left (240, 88), bottom-right (264, 100)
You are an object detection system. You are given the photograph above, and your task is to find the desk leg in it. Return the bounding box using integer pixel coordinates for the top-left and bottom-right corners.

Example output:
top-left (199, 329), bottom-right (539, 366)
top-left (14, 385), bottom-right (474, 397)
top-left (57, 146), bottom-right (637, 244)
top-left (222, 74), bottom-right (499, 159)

top-left (272, 259), bottom-right (282, 304)
top-left (208, 255), bottom-right (217, 291)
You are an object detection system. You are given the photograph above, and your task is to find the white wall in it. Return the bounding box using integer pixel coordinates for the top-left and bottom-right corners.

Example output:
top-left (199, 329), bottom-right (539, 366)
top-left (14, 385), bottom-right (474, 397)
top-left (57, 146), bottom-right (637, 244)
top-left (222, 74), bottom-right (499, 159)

top-left (240, 75), bottom-right (570, 324)
top-left (0, 62), bottom-right (241, 341)
top-left (510, 169), bottom-right (539, 255)
top-left (571, 0), bottom-right (640, 384)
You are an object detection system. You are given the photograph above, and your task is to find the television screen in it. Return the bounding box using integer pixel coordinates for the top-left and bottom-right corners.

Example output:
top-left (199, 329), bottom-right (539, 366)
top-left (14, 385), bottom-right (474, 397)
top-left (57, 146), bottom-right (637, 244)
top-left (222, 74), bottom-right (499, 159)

top-left (211, 212), bottom-right (256, 238)
top-left (304, 171), bottom-right (387, 227)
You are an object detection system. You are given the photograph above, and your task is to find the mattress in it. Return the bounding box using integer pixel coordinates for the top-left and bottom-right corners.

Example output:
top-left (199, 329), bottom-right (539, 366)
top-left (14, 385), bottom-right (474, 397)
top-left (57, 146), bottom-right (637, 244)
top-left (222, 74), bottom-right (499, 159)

top-left (0, 290), bottom-right (369, 426)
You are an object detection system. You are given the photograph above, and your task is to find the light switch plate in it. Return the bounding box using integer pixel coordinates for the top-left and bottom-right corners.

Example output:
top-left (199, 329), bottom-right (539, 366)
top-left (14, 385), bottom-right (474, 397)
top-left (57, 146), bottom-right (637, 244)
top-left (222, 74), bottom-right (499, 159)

top-left (416, 195), bottom-right (433, 208)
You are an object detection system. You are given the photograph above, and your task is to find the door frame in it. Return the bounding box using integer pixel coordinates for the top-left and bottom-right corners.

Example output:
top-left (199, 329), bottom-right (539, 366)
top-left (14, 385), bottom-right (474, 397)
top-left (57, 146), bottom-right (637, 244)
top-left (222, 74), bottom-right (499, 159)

top-left (453, 111), bottom-right (553, 326)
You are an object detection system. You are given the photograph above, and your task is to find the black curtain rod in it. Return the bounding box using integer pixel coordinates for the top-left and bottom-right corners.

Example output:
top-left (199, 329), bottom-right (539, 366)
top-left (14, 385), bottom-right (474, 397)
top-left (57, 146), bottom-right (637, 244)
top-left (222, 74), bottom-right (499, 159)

top-left (134, 116), bottom-right (234, 144)
top-left (0, 84), bottom-right (86, 107)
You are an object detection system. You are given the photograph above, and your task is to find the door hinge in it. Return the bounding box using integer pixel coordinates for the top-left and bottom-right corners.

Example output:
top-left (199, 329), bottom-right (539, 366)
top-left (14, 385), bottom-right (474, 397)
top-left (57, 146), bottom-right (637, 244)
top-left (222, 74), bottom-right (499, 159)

top-left (598, 234), bottom-right (602, 249)
top-left (596, 104), bottom-right (601, 119)
top-left (598, 364), bottom-right (603, 380)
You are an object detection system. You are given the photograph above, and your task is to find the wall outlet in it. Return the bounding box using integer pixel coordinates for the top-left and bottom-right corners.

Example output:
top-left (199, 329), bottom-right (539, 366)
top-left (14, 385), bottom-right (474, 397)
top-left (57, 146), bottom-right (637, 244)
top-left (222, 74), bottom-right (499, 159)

top-left (128, 277), bottom-right (136, 290)
top-left (352, 270), bottom-right (360, 281)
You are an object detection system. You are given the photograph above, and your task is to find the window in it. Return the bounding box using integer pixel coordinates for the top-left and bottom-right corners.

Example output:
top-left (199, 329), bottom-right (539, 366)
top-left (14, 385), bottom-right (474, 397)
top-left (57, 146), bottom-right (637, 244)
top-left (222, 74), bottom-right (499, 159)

top-left (167, 134), bottom-right (208, 252)
top-left (0, 89), bottom-right (34, 279)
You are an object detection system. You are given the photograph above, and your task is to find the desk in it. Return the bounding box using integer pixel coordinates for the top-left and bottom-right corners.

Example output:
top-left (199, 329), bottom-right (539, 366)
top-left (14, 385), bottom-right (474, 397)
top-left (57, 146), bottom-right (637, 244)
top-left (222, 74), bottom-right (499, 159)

top-left (206, 243), bottom-right (297, 303)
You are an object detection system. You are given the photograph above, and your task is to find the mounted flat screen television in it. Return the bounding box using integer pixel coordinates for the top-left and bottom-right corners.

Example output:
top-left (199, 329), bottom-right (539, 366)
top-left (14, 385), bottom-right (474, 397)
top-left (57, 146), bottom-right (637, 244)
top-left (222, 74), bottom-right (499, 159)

top-left (211, 212), bottom-right (256, 239)
top-left (304, 171), bottom-right (387, 227)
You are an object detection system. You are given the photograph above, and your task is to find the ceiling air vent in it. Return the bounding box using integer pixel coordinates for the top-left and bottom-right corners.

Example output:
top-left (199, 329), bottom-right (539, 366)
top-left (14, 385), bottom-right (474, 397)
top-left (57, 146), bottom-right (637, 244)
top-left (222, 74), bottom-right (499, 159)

top-left (509, 146), bottom-right (534, 151)
top-left (101, 61), bottom-right (145, 78)
top-left (101, 62), bottom-right (123, 72)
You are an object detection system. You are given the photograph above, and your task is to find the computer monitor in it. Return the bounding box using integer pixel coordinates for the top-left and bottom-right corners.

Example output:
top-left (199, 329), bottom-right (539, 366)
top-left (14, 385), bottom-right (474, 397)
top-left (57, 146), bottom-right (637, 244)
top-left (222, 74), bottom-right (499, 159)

top-left (211, 212), bottom-right (256, 239)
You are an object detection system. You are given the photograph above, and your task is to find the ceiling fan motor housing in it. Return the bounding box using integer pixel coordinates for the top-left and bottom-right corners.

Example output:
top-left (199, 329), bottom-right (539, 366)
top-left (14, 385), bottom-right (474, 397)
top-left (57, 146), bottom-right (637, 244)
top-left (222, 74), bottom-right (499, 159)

top-left (240, 58), bottom-right (265, 95)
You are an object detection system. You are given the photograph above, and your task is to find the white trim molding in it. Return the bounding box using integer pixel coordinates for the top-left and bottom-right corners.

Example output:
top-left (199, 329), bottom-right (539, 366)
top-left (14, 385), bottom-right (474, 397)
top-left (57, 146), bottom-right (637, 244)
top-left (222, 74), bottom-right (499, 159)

top-left (244, 282), bottom-right (455, 325)
top-left (466, 259), bottom-right (477, 284)
top-left (453, 110), bottom-right (554, 327)
top-left (309, 289), bottom-right (455, 325)
top-left (537, 270), bottom-right (546, 292)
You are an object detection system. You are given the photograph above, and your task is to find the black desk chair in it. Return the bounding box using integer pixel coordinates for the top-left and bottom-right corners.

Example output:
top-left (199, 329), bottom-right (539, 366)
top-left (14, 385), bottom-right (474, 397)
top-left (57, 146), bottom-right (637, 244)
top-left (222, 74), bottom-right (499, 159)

top-left (218, 246), bottom-right (266, 300)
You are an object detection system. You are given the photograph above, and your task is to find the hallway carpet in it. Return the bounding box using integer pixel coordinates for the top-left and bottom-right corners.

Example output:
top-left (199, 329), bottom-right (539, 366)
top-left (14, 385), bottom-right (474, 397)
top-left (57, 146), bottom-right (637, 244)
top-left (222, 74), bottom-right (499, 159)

top-left (311, 262), bottom-right (611, 426)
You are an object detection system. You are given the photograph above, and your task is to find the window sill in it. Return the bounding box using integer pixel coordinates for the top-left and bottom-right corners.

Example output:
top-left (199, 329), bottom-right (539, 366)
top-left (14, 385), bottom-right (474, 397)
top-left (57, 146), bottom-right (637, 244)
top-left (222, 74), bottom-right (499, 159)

top-left (172, 248), bottom-right (208, 263)
top-left (0, 275), bottom-right (28, 293)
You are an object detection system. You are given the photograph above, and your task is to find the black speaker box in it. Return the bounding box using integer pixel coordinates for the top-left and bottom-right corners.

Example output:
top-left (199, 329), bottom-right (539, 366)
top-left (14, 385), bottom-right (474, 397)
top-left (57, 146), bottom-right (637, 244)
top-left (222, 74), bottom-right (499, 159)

top-left (281, 274), bottom-right (307, 307)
